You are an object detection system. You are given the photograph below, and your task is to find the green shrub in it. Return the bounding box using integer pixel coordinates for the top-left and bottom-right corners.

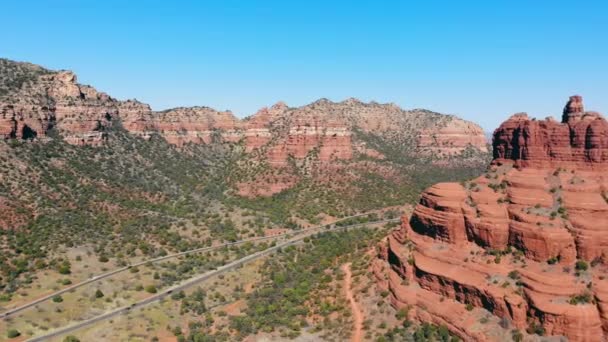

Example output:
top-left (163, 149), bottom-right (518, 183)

top-left (576, 260), bottom-right (589, 271)
top-left (569, 292), bottom-right (593, 305)
top-left (511, 329), bottom-right (523, 342)
top-left (508, 270), bottom-right (520, 280)
top-left (58, 263), bottom-right (71, 275)
top-left (7, 329), bottom-right (20, 338)
top-left (145, 285), bottom-right (157, 294)
top-left (396, 308), bottom-right (409, 320)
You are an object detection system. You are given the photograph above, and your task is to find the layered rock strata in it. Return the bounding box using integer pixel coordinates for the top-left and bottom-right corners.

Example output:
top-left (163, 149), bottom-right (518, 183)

top-left (0, 60), bottom-right (487, 160)
top-left (374, 96), bottom-right (608, 341)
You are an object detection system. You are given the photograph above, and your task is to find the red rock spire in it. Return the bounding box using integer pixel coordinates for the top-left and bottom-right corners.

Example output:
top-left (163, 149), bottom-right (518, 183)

top-left (562, 94), bottom-right (584, 123)
top-left (375, 95), bottom-right (608, 341)
top-left (492, 95), bottom-right (608, 170)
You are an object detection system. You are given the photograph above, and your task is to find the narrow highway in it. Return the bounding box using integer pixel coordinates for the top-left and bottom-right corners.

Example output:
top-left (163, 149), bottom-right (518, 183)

top-left (0, 211), bottom-right (388, 319)
top-left (25, 218), bottom-right (398, 342)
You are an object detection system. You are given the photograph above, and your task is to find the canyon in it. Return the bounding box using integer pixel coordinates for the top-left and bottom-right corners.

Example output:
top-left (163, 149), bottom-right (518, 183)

top-left (374, 96), bottom-right (608, 341)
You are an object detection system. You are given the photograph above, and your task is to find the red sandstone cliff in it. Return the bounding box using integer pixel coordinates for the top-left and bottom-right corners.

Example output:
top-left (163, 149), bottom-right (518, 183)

top-left (374, 96), bottom-right (608, 341)
top-left (1, 59), bottom-right (489, 197)
top-left (0, 60), bottom-right (487, 158)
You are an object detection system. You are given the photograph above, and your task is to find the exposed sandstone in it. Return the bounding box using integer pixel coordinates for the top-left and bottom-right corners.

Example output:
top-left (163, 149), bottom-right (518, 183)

top-left (1, 58), bottom-right (489, 199)
top-left (418, 119), bottom-right (488, 156)
top-left (0, 60), bottom-right (488, 163)
top-left (493, 96), bottom-right (608, 170)
top-left (149, 107), bottom-right (241, 146)
top-left (376, 96), bottom-right (608, 341)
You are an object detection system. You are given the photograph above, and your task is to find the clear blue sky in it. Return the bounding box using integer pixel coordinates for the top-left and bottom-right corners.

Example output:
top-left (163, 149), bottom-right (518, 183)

top-left (3, 0), bottom-right (607, 130)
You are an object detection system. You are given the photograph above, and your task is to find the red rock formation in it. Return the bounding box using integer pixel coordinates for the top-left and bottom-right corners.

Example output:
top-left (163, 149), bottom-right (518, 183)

top-left (1, 60), bottom-right (488, 168)
top-left (375, 96), bottom-right (608, 341)
top-left (493, 96), bottom-right (608, 170)
top-left (1, 59), bottom-right (490, 199)
top-left (242, 102), bottom-right (288, 152)
top-left (418, 120), bottom-right (488, 157)
top-left (149, 107), bottom-right (241, 146)
top-left (0, 103), bottom-right (55, 140)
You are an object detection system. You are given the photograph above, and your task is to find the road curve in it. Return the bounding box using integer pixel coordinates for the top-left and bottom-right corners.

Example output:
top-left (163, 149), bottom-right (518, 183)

top-left (25, 219), bottom-right (398, 342)
top-left (0, 211), bottom-right (387, 319)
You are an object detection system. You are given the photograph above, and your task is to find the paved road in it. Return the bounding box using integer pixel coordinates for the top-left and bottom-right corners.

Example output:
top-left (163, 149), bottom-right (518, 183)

top-left (25, 218), bottom-right (398, 342)
top-left (0, 211), bottom-right (388, 319)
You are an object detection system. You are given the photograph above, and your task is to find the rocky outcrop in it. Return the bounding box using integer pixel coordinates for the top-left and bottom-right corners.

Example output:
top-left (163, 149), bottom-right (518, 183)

top-left (493, 96), bottom-right (608, 171)
top-left (0, 68), bottom-right (153, 145)
top-left (375, 96), bottom-right (608, 341)
top-left (243, 98), bottom-right (488, 166)
top-left (418, 119), bottom-right (488, 157)
top-left (148, 107), bottom-right (241, 146)
top-left (0, 103), bottom-right (55, 140)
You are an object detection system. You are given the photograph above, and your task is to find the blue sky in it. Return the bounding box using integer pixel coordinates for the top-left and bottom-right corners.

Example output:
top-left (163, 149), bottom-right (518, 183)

top-left (2, 0), bottom-right (607, 130)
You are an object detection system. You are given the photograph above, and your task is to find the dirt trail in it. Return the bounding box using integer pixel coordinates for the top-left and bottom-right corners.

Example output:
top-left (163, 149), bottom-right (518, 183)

top-left (342, 263), bottom-right (363, 342)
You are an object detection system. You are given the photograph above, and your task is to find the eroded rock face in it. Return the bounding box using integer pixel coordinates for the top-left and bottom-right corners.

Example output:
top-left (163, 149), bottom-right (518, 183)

top-left (493, 97), bottom-right (608, 170)
top-left (235, 98), bottom-right (489, 167)
top-left (418, 119), bottom-right (488, 157)
top-left (148, 107), bottom-right (241, 146)
top-left (1, 59), bottom-right (490, 197)
top-left (0, 67), bottom-right (153, 145)
top-left (0, 60), bottom-right (488, 164)
top-left (375, 96), bottom-right (608, 341)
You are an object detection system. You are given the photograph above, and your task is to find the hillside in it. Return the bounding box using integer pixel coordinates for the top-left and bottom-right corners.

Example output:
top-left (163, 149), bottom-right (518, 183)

top-left (0, 57), bottom-right (490, 222)
top-left (0, 58), bottom-right (490, 319)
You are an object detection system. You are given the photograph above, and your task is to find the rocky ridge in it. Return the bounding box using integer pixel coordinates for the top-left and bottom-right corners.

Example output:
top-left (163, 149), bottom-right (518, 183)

top-left (1, 58), bottom-right (489, 198)
top-left (374, 96), bottom-right (608, 341)
top-left (0, 58), bottom-right (487, 157)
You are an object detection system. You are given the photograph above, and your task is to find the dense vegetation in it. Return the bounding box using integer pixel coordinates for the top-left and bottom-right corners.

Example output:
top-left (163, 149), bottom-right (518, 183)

top-left (0, 125), bottom-right (243, 295)
top-left (0, 58), bottom-right (490, 312)
top-left (226, 133), bottom-right (488, 225)
top-left (227, 228), bottom-right (383, 338)
top-left (0, 58), bottom-right (52, 98)
top-left (0, 120), bottom-right (486, 297)
top-left (169, 228), bottom-right (386, 341)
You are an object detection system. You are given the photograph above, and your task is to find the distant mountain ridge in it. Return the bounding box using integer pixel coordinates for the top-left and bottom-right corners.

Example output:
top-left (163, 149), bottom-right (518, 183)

top-left (0, 57), bottom-right (493, 227)
top-left (0, 58), bottom-right (486, 154)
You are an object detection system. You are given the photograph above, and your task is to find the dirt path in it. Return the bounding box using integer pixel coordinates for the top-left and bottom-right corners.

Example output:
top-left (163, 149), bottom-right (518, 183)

top-left (342, 263), bottom-right (363, 342)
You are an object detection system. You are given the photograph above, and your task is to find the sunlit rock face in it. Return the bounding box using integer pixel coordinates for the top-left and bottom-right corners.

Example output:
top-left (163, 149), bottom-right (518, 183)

top-left (374, 96), bottom-right (608, 342)
top-left (1, 61), bottom-right (487, 163)
top-left (493, 95), bottom-right (608, 171)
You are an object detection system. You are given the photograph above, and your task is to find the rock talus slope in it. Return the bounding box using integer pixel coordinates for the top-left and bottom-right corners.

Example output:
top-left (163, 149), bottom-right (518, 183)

top-left (374, 96), bottom-right (608, 341)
